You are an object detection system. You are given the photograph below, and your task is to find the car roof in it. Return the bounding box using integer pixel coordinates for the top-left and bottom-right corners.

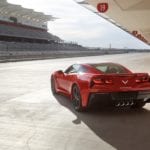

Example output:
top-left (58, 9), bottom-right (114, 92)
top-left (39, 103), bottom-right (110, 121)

top-left (74, 62), bottom-right (124, 69)
top-left (74, 62), bottom-right (120, 66)
top-left (78, 62), bottom-right (123, 68)
top-left (86, 62), bottom-right (121, 66)
top-left (72, 62), bottom-right (131, 74)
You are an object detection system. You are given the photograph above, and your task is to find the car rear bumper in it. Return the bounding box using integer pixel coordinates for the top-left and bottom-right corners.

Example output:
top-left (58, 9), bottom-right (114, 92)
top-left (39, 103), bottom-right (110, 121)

top-left (88, 91), bottom-right (150, 106)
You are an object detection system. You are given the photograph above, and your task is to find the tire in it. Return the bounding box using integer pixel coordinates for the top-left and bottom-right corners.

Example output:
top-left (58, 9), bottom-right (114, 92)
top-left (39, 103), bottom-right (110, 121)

top-left (51, 76), bottom-right (57, 94)
top-left (131, 100), bottom-right (145, 109)
top-left (72, 85), bottom-right (85, 112)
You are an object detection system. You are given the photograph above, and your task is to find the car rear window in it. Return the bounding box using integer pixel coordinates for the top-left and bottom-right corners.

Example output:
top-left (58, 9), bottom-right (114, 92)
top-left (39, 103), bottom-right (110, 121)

top-left (92, 64), bottom-right (128, 74)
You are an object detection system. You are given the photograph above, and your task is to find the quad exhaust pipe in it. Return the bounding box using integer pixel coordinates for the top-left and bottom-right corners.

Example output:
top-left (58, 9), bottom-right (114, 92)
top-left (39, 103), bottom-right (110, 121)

top-left (115, 101), bottom-right (134, 107)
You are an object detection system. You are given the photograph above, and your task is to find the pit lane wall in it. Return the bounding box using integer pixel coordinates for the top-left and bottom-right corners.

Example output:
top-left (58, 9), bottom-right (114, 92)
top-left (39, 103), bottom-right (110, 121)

top-left (0, 41), bottom-right (149, 62)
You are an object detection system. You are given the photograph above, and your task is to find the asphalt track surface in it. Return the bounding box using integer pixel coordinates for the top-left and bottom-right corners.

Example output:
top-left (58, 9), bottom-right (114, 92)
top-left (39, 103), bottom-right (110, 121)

top-left (1, 53), bottom-right (150, 150)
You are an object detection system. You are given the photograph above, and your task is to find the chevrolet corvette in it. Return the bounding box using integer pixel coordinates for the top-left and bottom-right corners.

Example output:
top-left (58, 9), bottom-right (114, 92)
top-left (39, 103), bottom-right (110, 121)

top-left (51, 63), bottom-right (150, 111)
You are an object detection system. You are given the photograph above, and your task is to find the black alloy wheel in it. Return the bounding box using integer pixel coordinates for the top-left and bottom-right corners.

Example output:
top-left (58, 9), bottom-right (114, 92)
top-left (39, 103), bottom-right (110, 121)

top-left (72, 85), bottom-right (85, 112)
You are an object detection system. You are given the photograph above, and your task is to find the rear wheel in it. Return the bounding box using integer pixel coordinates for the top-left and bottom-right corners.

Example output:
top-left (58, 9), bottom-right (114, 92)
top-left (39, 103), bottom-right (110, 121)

top-left (51, 76), bottom-right (57, 94)
top-left (131, 100), bottom-right (145, 109)
top-left (72, 85), bottom-right (85, 112)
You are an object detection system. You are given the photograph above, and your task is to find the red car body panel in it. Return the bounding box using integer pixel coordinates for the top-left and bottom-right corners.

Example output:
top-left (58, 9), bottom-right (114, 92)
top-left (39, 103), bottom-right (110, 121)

top-left (52, 63), bottom-right (150, 108)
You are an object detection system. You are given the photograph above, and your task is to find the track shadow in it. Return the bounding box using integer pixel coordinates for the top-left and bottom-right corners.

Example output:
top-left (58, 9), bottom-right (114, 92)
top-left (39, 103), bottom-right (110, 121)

top-left (54, 93), bottom-right (150, 150)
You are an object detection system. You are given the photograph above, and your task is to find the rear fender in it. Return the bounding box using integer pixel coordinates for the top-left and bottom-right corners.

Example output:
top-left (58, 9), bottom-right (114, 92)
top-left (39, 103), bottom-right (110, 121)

top-left (80, 89), bottom-right (90, 107)
top-left (78, 81), bottom-right (90, 107)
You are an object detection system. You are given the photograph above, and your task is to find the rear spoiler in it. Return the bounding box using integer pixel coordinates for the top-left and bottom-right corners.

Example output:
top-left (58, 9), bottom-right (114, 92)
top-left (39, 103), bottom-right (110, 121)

top-left (92, 73), bottom-right (149, 77)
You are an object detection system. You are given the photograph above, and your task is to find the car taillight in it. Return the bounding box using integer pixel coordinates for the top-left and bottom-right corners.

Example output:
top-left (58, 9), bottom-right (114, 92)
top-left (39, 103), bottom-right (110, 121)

top-left (105, 79), bottom-right (113, 84)
top-left (135, 76), bottom-right (149, 83)
top-left (135, 79), bottom-right (141, 83)
top-left (93, 78), bottom-right (104, 84)
top-left (91, 77), bottom-right (113, 87)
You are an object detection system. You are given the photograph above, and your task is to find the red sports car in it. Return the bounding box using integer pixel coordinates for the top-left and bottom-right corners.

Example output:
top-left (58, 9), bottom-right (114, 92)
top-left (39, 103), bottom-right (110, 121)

top-left (51, 63), bottom-right (150, 111)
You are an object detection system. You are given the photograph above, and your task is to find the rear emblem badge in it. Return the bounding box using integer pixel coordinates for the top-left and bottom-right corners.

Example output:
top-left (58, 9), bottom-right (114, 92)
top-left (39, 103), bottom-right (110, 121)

top-left (122, 80), bottom-right (128, 85)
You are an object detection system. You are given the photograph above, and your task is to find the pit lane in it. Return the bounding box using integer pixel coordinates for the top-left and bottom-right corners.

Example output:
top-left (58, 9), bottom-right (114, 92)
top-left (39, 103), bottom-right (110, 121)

top-left (0, 53), bottom-right (150, 150)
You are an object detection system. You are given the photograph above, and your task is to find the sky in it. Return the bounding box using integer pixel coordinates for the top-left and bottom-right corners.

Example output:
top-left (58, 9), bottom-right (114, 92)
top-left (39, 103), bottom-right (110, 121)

top-left (8, 0), bottom-right (150, 49)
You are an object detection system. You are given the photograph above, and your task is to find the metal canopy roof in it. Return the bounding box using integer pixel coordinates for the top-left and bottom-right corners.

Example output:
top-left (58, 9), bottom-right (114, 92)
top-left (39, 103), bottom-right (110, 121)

top-left (77, 0), bottom-right (150, 45)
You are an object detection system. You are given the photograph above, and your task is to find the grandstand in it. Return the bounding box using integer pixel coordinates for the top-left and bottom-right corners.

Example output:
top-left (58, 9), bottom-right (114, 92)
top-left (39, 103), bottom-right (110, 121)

top-left (0, 0), bottom-right (89, 61)
top-left (0, 0), bottom-right (62, 43)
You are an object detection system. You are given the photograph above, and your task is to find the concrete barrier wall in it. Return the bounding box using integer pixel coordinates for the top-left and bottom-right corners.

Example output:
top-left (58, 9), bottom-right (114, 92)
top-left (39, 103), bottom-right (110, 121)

top-left (0, 41), bottom-right (128, 62)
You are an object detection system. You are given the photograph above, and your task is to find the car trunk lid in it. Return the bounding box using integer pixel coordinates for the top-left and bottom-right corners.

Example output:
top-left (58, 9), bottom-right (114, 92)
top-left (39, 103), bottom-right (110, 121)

top-left (91, 73), bottom-right (149, 89)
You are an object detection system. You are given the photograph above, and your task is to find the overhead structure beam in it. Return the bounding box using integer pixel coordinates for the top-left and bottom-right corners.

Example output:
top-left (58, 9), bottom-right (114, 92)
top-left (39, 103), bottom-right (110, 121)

top-left (76, 0), bottom-right (150, 45)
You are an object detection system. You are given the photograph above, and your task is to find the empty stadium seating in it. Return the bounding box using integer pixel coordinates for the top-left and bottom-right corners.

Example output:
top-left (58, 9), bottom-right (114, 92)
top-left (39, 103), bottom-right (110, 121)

top-left (0, 41), bottom-right (85, 51)
top-left (0, 22), bottom-right (59, 41)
